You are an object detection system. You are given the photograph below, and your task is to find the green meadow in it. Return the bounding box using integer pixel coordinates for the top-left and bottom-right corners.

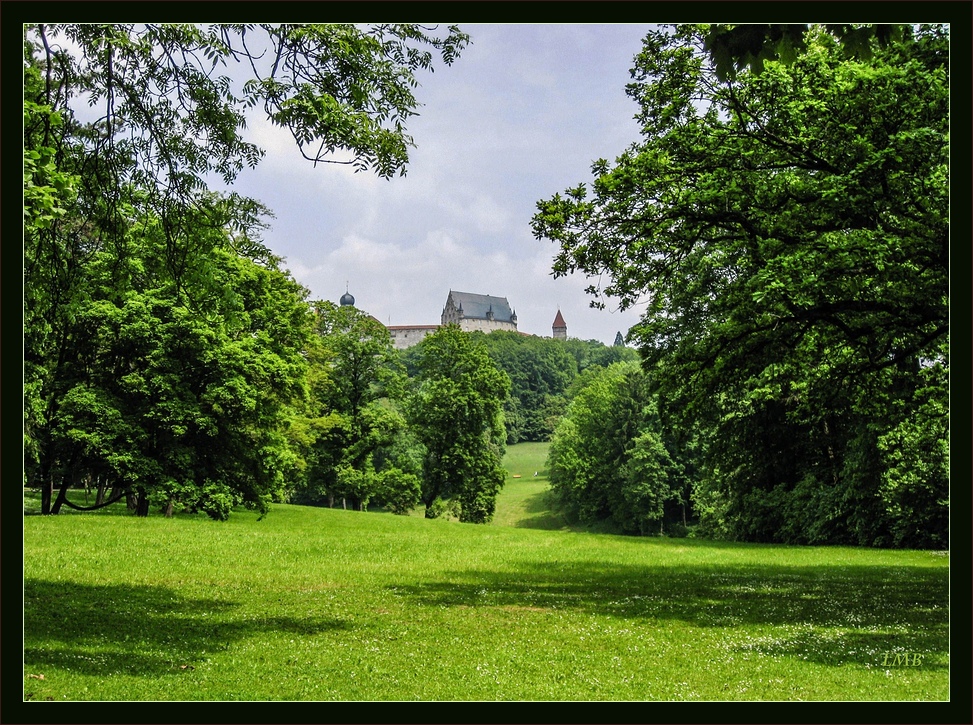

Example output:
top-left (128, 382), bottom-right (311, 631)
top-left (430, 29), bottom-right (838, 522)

top-left (23, 444), bottom-right (949, 702)
top-left (489, 442), bottom-right (569, 531)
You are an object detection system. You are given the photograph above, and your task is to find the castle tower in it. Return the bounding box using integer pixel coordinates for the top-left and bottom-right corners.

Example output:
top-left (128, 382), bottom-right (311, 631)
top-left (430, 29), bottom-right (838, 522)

top-left (552, 309), bottom-right (567, 341)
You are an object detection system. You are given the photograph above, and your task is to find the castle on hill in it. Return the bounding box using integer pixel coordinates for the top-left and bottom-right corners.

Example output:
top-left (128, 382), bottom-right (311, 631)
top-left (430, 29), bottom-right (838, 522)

top-left (342, 289), bottom-right (567, 349)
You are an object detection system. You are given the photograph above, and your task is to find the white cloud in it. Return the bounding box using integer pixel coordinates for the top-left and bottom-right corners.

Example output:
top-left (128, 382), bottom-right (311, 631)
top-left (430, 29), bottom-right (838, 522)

top-left (286, 227), bottom-right (643, 345)
top-left (221, 24), bottom-right (655, 345)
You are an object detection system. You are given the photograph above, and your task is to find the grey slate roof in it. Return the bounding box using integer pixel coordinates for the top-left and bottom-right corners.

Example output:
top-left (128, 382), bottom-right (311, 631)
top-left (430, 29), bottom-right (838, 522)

top-left (447, 291), bottom-right (515, 322)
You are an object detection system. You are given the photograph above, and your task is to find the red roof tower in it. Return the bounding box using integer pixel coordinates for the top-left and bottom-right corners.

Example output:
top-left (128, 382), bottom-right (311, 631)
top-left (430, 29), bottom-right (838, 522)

top-left (552, 309), bottom-right (567, 340)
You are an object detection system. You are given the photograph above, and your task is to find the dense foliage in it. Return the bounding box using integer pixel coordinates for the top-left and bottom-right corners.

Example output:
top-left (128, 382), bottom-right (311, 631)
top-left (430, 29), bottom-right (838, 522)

top-left (24, 23), bottom-right (468, 518)
top-left (470, 331), bottom-right (638, 444)
top-left (26, 196), bottom-right (312, 519)
top-left (702, 24), bottom-right (910, 80)
top-left (288, 302), bottom-right (418, 513)
top-left (547, 362), bottom-right (691, 535)
top-left (404, 326), bottom-right (511, 522)
top-left (533, 24), bottom-right (948, 547)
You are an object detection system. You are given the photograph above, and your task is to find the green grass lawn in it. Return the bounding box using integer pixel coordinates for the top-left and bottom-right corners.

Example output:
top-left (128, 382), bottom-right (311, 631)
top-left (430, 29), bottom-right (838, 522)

top-left (22, 446), bottom-right (950, 702)
top-left (492, 441), bottom-right (569, 530)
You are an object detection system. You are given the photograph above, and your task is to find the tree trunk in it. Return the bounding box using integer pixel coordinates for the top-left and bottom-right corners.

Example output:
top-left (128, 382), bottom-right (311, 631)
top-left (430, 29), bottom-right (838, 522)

top-left (40, 464), bottom-right (53, 516)
top-left (41, 480), bottom-right (53, 516)
top-left (164, 499), bottom-right (175, 518)
top-left (136, 487), bottom-right (150, 517)
top-left (37, 430), bottom-right (54, 515)
top-left (823, 419), bottom-right (839, 485)
top-left (51, 480), bottom-right (69, 515)
top-left (51, 464), bottom-right (78, 515)
top-left (96, 477), bottom-right (107, 507)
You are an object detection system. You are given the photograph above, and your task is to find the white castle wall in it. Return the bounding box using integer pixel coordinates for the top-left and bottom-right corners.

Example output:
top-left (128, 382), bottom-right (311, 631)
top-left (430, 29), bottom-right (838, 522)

top-left (457, 318), bottom-right (518, 334)
top-left (388, 326), bottom-right (439, 350)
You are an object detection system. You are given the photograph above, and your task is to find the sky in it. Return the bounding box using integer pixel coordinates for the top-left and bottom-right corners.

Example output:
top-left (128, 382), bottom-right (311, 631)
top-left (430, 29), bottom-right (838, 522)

top-left (223, 24), bottom-right (656, 345)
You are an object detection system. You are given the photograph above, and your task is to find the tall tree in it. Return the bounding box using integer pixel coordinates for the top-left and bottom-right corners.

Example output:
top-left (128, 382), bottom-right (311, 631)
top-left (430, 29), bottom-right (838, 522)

top-left (30, 198), bottom-right (312, 519)
top-left (24, 23), bottom-right (468, 515)
top-left (532, 24), bottom-right (948, 547)
top-left (404, 326), bottom-right (510, 523)
top-left (298, 301), bottom-right (406, 510)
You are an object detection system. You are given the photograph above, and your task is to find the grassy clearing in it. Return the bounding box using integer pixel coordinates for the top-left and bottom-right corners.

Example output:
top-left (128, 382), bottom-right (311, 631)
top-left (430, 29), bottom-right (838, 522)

top-left (22, 477), bottom-right (949, 702)
top-left (493, 441), bottom-right (568, 530)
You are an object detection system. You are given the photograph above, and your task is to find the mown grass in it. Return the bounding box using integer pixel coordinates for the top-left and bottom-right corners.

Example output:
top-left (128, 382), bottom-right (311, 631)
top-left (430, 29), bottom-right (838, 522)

top-left (22, 445), bottom-right (950, 702)
top-left (23, 517), bottom-right (948, 700)
top-left (492, 441), bottom-right (569, 530)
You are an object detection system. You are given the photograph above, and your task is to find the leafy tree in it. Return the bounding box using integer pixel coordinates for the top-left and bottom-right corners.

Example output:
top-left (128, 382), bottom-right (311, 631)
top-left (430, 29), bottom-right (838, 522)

top-left (374, 467), bottom-right (422, 515)
top-left (620, 431), bottom-right (682, 535)
top-left (29, 200), bottom-right (312, 519)
top-left (547, 361), bottom-right (686, 535)
top-left (702, 24), bottom-right (909, 80)
top-left (296, 302), bottom-right (406, 510)
top-left (404, 326), bottom-right (510, 522)
top-left (24, 23), bottom-right (468, 516)
top-left (533, 25), bottom-right (948, 547)
top-left (876, 360), bottom-right (949, 547)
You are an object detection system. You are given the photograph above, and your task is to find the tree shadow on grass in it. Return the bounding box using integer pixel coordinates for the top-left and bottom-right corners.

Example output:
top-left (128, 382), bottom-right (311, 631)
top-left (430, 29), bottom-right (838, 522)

top-left (24, 579), bottom-right (352, 677)
top-left (390, 560), bottom-right (949, 668)
top-left (511, 490), bottom-right (570, 530)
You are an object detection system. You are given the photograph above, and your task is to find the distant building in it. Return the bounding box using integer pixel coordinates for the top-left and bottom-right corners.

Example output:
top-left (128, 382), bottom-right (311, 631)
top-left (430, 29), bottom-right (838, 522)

top-left (613, 331), bottom-right (625, 347)
top-left (552, 309), bottom-right (567, 341)
top-left (333, 287), bottom-right (384, 330)
top-left (386, 290), bottom-right (523, 349)
top-left (347, 288), bottom-right (567, 350)
top-left (441, 290), bottom-right (518, 333)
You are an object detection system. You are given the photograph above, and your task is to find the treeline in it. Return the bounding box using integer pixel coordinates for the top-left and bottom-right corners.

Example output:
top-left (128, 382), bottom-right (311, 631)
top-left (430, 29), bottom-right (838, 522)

top-left (547, 362), bottom-right (692, 537)
top-left (288, 307), bottom-right (510, 523)
top-left (25, 255), bottom-right (515, 523)
top-left (536, 25), bottom-right (949, 549)
top-left (547, 357), bottom-right (948, 548)
top-left (287, 322), bottom-right (637, 518)
top-left (402, 331), bottom-right (638, 445)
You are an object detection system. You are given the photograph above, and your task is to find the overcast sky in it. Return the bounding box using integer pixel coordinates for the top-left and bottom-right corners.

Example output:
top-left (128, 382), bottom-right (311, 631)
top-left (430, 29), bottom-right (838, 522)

top-left (225, 24), bottom-right (655, 344)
